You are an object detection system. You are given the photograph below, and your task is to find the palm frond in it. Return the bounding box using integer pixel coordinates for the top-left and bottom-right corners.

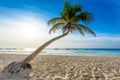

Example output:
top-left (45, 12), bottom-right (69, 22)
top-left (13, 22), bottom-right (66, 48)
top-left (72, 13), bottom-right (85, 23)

top-left (62, 26), bottom-right (68, 34)
top-left (72, 23), bottom-right (85, 36)
top-left (61, 1), bottom-right (70, 21)
top-left (70, 5), bottom-right (83, 22)
top-left (69, 26), bottom-right (76, 33)
top-left (73, 23), bottom-right (96, 36)
top-left (79, 11), bottom-right (93, 23)
top-left (49, 23), bottom-right (65, 34)
top-left (77, 28), bottom-right (85, 36)
top-left (70, 3), bottom-right (82, 16)
top-left (61, 1), bottom-right (83, 22)
top-left (78, 24), bottom-right (96, 36)
top-left (70, 16), bottom-right (80, 22)
top-left (48, 17), bottom-right (64, 25)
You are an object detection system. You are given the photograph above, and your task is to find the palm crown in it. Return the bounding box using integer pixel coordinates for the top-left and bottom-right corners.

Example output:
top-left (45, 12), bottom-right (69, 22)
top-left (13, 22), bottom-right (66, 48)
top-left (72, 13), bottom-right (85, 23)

top-left (48, 1), bottom-right (96, 36)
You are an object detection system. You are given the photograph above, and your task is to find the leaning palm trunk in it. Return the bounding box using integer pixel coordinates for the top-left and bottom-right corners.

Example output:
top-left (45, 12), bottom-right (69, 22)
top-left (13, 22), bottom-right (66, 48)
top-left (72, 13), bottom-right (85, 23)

top-left (1, 32), bottom-right (68, 79)
top-left (23, 31), bottom-right (69, 63)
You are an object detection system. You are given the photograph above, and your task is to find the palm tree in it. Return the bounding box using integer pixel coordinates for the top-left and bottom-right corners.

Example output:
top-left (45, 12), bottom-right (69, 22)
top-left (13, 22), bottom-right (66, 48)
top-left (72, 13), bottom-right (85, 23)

top-left (23, 1), bottom-right (95, 63)
top-left (1, 1), bottom-right (95, 78)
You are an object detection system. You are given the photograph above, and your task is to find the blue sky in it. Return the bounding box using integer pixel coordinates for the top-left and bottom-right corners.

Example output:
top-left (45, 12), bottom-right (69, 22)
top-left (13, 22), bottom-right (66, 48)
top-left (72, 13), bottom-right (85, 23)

top-left (0, 0), bottom-right (120, 48)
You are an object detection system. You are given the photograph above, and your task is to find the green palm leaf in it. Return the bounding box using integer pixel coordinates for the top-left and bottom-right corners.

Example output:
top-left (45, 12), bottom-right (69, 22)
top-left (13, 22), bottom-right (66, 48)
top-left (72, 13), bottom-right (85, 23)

top-left (48, 17), bottom-right (64, 25)
top-left (61, 1), bottom-right (83, 22)
top-left (62, 26), bottom-right (68, 33)
top-left (49, 23), bottom-right (65, 34)
top-left (71, 23), bottom-right (84, 36)
top-left (76, 24), bottom-right (96, 36)
top-left (79, 11), bottom-right (93, 23)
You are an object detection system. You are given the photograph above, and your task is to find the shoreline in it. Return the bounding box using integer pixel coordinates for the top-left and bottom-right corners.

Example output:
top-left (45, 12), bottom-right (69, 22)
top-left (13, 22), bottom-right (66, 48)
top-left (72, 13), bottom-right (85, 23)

top-left (1, 53), bottom-right (120, 57)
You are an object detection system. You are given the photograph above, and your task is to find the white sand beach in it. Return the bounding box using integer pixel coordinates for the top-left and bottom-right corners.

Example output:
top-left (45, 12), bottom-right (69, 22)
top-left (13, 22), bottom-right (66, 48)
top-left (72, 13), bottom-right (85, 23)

top-left (0, 54), bottom-right (120, 80)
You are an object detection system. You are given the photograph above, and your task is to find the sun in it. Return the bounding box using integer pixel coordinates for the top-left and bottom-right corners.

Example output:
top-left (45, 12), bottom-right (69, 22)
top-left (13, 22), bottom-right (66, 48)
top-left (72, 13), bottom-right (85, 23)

top-left (22, 26), bottom-right (39, 40)
top-left (18, 17), bottom-right (48, 41)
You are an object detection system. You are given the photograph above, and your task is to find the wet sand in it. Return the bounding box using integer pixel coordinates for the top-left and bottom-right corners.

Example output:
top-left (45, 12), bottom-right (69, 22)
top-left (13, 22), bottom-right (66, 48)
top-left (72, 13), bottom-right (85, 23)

top-left (0, 54), bottom-right (120, 80)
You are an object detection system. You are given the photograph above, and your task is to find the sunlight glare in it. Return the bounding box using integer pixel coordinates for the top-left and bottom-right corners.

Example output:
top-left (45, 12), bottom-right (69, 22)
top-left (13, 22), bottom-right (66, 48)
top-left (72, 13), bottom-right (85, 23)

top-left (20, 20), bottom-right (41, 40)
top-left (22, 26), bottom-right (39, 39)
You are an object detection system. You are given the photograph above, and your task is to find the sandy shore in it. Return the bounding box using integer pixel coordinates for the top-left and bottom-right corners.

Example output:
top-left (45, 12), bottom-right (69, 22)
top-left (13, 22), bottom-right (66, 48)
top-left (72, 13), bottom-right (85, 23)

top-left (0, 54), bottom-right (120, 80)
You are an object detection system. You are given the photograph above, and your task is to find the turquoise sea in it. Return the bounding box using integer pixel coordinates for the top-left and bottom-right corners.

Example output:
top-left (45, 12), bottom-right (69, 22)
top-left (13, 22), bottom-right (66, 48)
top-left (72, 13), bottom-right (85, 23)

top-left (0, 48), bottom-right (120, 56)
